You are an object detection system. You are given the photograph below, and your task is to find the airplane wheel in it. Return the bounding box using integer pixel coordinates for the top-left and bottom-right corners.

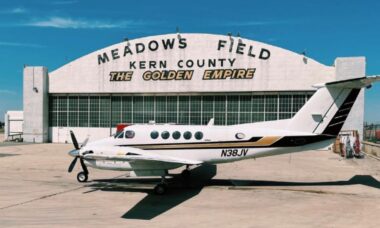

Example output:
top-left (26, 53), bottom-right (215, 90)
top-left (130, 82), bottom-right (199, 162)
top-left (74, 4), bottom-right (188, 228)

top-left (154, 183), bottom-right (167, 195)
top-left (181, 169), bottom-right (191, 180)
top-left (77, 171), bottom-right (88, 183)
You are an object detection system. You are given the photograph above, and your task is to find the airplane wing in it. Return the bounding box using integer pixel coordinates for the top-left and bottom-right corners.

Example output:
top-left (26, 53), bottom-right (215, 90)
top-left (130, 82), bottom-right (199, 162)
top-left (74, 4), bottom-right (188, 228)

top-left (83, 152), bottom-right (202, 165)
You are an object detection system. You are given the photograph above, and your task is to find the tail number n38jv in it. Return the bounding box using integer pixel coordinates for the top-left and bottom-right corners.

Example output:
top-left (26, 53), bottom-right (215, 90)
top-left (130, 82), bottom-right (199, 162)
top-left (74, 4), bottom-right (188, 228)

top-left (221, 149), bottom-right (248, 157)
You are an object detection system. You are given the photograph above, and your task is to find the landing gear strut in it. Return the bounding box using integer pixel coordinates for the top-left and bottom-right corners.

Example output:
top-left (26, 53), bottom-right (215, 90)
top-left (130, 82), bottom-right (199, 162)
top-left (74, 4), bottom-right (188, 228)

top-left (181, 165), bottom-right (191, 180)
top-left (154, 176), bottom-right (168, 195)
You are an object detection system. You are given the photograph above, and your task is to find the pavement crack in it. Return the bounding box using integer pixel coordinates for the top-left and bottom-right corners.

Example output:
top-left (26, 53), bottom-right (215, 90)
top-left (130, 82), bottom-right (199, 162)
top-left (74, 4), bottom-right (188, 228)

top-left (227, 186), bottom-right (359, 196)
top-left (0, 186), bottom-right (84, 210)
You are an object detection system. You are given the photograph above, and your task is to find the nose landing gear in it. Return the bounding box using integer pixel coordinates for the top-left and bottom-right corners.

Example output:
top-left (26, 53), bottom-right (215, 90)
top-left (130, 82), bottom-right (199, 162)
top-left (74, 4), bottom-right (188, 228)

top-left (77, 171), bottom-right (89, 182)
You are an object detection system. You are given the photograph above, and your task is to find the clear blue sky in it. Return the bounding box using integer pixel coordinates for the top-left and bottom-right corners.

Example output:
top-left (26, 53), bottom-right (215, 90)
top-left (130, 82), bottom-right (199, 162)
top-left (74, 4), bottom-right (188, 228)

top-left (0, 0), bottom-right (379, 123)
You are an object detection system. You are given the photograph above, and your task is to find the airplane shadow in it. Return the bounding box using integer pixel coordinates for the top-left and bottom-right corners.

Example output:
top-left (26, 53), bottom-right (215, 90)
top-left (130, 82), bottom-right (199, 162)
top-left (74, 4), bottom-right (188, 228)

top-left (85, 164), bottom-right (217, 220)
top-left (84, 164), bottom-right (380, 220)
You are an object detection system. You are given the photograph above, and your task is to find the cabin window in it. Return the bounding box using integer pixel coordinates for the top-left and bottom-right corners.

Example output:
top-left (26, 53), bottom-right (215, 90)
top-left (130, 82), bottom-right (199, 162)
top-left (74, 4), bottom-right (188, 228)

top-left (116, 131), bottom-right (124, 139)
top-left (125, 130), bottom-right (135, 139)
top-left (195, 131), bottom-right (203, 140)
top-left (172, 131), bottom-right (181, 140)
top-left (150, 131), bottom-right (159, 139)
top-left (183, 131), bottom-right (192, 140)
top-left (161, 131), bottom-right (170, 139)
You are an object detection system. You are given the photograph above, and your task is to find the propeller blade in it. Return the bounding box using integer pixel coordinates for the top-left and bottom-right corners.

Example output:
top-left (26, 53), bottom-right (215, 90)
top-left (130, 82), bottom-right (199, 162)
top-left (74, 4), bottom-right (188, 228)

top-left (68, 156), bottom-right (78, 173)
top-left (81, 137), bottom-right (89, 148)
top-left (70, 130), bottom-right (79, 150)
top-left (80, 158), bottom-right (89, 175)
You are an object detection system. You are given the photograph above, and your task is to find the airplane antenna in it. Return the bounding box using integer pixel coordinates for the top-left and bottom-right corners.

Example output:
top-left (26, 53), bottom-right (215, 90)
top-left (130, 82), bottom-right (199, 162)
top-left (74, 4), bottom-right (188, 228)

top-left (207, 118), bottom-right (215, 126)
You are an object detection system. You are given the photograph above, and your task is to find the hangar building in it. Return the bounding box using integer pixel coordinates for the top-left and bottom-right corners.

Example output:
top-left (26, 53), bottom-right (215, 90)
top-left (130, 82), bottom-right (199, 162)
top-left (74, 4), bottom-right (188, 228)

top-left (22, 33), bottom-right (365, 143)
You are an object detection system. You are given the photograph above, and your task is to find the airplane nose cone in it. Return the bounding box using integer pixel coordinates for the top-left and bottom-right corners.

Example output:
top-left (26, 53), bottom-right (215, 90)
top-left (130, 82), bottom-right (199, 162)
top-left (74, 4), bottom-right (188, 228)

top-left (68, 149), bottom-right (79, 157)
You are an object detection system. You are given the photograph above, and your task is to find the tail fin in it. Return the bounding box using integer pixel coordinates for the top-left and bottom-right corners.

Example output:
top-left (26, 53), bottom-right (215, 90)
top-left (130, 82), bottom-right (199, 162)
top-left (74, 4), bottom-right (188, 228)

top-left (288, 76), bottom-right (380, 136)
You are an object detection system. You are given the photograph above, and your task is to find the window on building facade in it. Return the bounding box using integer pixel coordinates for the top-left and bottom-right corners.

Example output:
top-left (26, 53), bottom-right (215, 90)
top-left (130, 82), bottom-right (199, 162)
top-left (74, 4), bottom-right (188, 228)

top-left (49, 93), bottom-right (313, 127)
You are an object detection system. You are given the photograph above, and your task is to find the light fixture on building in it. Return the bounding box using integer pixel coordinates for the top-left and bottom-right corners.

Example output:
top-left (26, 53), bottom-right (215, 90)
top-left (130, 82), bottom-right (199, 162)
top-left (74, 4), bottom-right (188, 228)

top-left (301, 49), bottom-right (308, 64)
top-left (123, 37), bottom-right (130, 46)
top-left (237, 32), bottom-right (242, 43)
top-left (227, 32), bottom-right (233, 41)
top-left (176, 26), bottom-right (181, 39)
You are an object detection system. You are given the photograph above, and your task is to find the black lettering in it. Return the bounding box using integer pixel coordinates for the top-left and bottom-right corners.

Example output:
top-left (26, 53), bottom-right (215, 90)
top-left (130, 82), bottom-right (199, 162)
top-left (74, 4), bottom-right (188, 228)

top-left (177, 60), bottom-right (184, 68)
top-left (129, 61), bottom-right (136, 69)
top-left (218, 58), bottom-right (226, 67)
top-left (123, 45), bottom-right (133, 56)
top-left (139, 61), bottom-right (146, 69)
top-left (236, 42), bottom-right (245, 55)
top-left (111, 49), bottom-right (120, 60)
top-left (208, 59), bottom-right (216, 67)
top-left (159, 61), bottom-right (167, 68)
top-left (259, 48), bottom-right (271, 60)
top-left (148, 40), bottom-right (159, 51)
top-left (162, 39), bottom-right (175, 49)
top-left (229, 39), bottom-right (234, 52)
top-left (136, 43), bottom-right (145, 53)
top-left (197, 59), bottom-right (205, 68)
top-left (149, 61), bottom-right (156, 68)
top-left (217, 40), bottom-right (227, 51)
top-left (228, 58), bottom-right (236, 67)
top-left (221, 149), bottom-right (227, 157)
top-left (186, 60), bottom-right (194, 68)
top-left (97, 53), bottom-right (109, 65)
top-left (179, 38), bottom-right (187, 49)
top-left (248, 46), bottom-right (255, 58)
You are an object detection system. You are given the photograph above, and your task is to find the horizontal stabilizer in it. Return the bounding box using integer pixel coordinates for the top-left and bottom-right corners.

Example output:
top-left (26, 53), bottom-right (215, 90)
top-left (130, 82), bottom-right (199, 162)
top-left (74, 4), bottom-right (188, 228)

top-left (324, 75), bottom-right (380, 88)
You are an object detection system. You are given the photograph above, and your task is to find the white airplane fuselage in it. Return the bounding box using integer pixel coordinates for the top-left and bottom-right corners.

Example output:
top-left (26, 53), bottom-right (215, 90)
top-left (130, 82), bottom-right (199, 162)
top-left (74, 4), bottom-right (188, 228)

top-left (79, 120), bottom-right (334, 171)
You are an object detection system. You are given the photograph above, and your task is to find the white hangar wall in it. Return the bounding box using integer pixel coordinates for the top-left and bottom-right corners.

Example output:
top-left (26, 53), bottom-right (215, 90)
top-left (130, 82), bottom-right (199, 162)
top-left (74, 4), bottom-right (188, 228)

top-left (48, 33), bottom-right (335, 93)
top-left (22, 34), bottom-right (365, 143)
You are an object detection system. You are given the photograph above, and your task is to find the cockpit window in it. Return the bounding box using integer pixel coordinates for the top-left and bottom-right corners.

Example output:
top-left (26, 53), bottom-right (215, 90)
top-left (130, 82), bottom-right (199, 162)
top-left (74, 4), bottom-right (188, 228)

top-left (115, 131), bottom-right (124, 138)
top-left (125, 130), bottom-right (135, 139)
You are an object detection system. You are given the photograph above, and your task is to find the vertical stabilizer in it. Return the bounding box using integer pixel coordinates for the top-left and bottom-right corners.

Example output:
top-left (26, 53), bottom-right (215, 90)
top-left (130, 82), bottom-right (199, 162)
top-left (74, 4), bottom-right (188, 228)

top-left (288, 76), bottom-right (380, 136)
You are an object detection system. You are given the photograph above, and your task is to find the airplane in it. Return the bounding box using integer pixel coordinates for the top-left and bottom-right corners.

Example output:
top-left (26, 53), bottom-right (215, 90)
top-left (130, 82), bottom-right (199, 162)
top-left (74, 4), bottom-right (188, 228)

top-left (68, 76), bottom-right (380, 195)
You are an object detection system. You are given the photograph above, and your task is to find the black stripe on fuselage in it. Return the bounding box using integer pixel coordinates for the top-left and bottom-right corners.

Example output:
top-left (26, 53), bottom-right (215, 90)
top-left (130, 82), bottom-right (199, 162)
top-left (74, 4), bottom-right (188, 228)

top-left (270, 135), bottom-right (335, 147)
top-left (322, 88), bottom-right (360, 136)
top-left (117, 135), bottom-right (335, 150)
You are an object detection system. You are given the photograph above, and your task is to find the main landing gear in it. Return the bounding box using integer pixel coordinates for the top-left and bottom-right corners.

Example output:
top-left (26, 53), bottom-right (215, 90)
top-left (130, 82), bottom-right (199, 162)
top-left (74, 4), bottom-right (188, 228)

top-left (154, 176), bottom-right (168, 195)
top-left (181, 166), bottom-right (191, 180)
top-left (153, 166), bottom-right (192, 195)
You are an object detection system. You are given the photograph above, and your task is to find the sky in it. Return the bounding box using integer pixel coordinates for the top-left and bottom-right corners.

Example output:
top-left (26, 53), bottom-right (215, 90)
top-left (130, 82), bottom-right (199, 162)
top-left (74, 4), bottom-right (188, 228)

top-left (0, 0), bottom-right (379, 123)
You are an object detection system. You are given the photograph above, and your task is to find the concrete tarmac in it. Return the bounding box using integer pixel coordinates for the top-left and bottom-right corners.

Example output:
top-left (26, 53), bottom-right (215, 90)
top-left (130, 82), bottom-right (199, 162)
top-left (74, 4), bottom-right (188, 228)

top-left (0, 143), bottom-right (380, 227)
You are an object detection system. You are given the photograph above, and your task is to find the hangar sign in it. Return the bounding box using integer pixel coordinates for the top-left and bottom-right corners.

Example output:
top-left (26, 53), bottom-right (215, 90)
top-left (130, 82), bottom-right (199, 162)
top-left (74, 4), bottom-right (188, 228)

top-left (97, 36), bottom-right (270, 82)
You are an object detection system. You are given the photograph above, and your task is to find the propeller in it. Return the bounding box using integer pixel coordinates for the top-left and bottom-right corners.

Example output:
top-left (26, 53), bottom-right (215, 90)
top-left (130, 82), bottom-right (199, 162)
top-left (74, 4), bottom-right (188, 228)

top-left (67, 131), bottom-right (89, 173)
